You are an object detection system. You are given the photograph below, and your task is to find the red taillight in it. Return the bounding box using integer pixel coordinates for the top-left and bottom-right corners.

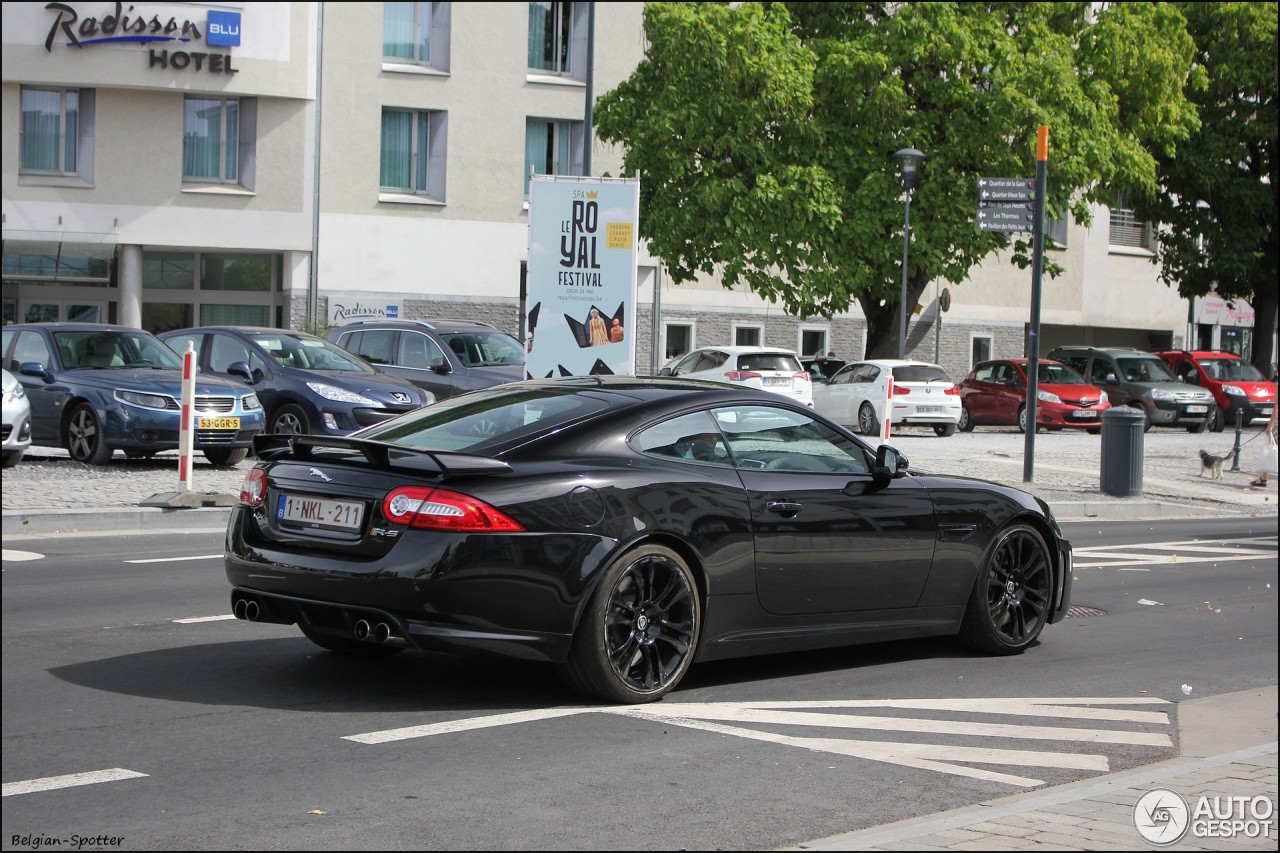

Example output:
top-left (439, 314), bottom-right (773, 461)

top-left (382, 486), bottom-right (525, 532)
top-left (891, 383), bottom-right (910, 395)
top-left (239, 468), bottom-right (267, 508)
top-left (793, 372), bottom-right (810, 382)
top-left (724, 371), bottom-right (762, 382)
top-left (944, 386), bottom-right (960, 396)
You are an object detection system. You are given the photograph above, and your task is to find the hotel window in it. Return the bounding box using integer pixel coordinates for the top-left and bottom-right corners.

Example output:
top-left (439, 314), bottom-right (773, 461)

top-left (19, 86), bottom-right (95, 182)
top-left (524, 119), bottom-right (583, 194)
top-left (734, 325), bottom-right (762, 347)
top-left (183, 96), bottom-right (257, 190)
top-left (528, 2), bottom-right (588, 81)
top-left (383, 2), bottom-right (451, 72)
top-left (1108, 191), bottom-right (1154, 251)
top-left (380, 108), bottom-right (448, 202)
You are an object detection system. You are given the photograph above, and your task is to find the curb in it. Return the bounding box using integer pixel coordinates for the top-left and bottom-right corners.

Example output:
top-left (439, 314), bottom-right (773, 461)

top-left (2, 506), bottom-right (233, 535)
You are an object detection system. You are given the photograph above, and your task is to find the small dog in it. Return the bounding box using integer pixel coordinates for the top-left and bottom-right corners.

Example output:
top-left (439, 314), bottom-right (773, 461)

top-left (1198, 449), bottom-right (1224, 480)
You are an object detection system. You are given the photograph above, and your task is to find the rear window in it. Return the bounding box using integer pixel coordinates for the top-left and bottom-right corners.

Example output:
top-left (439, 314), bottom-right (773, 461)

top-left (891, 365), bottom-right (950, 383)
top-left (734, 353), bottom-right (801, 373)
top-left (354, 384), bottom-right (608, 452)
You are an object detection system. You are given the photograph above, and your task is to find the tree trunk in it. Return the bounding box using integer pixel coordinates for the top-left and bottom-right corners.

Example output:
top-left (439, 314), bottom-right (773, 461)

top-left (858, 273), bottom-right (934, 360)
top-left (1250, 283), bottom-right (1277, 377)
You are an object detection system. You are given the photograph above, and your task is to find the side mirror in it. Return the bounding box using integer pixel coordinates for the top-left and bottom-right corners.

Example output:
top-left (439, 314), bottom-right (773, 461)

top-left (658, 367), bottom-right (675, 376)
top-left (430, 359), bottom-right (451, 375)
top-left (1103, 373), bottom-right (1118, 385)
top-left (871, 444), bottom-right (908, 480)
top-left (19, 361), bottom-right (52, 383)
top-left (227, 360), bottom-right (255, 383)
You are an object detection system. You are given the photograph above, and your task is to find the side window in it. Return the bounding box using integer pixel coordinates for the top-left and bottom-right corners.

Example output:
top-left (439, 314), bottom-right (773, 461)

top-left (694, 351), bottom-right (726, 372)
top-left (1089, 359), bottom-right (1113, 384)
top-left (1176, 359), bottom-right (1199, 383)
top-left (349, 329), bottom-right (395, 365)
top-left (12, 332), bottom-right (54, 372)
top-left (973, 363), bottom-right (995, 382)
top-left (399, 332), bottom-right (445, 369)
top-left (632, 410), bottom-right (732, 467)
top-left (829, 366), bottom-right (856, 385)
top-left (672, 351), bottom-right (701, 374)
top-left (165, 332), bottom-right (204, 361)
top-left (713, 405), bottom-right (870, 474)
top-left (209, 334), bottom-right (252, 373)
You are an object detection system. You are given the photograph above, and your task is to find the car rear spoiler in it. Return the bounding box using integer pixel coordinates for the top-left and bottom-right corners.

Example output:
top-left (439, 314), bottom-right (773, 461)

top-left (253, 434), bottom-right (511, 478)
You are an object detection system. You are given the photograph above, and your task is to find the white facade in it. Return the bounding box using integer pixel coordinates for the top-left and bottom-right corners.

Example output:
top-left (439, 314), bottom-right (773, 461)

top-left (3, 1), bottom-right (1197, 383)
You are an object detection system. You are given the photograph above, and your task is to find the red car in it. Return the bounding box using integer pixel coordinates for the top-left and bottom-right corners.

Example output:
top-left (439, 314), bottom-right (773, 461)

top-left (1155, 350), bottom-right (1276, 432)
top-left (958, 358), bottom-right (1111, 433)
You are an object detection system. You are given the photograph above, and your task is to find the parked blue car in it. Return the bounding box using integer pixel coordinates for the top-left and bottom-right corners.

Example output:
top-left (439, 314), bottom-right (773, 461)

top-left (1, 323), bottom-right (265, 466)
top-left (158, 326), bottom-right (432, 436)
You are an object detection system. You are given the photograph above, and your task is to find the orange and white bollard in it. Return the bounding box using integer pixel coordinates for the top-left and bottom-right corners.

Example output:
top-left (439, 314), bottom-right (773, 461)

top-left (881, 369), bottom-right (893, 442)
top-left (178, 340), bottom-right (195, 493)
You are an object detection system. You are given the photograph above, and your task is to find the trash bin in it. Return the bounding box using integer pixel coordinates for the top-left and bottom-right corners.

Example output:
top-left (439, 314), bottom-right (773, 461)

top-left (1100, 406), bottom-right (1146, 496)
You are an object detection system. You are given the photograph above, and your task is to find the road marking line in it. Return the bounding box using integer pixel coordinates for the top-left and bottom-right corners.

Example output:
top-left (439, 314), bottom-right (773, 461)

top-left (125, 554), bottom-right (222, 564)
top-left (1, 549), bottom-right (45, 562)
top-left (3, 768), bottom-right (148, 797)
top-left (343, 707), bottom-right (604, 744)
top-left (172, 614), bottom-right (237, 624)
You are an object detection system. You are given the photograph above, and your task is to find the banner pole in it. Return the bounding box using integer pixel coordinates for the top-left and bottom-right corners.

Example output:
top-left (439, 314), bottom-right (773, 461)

top-left (178, 341), bottom-right (195, 493)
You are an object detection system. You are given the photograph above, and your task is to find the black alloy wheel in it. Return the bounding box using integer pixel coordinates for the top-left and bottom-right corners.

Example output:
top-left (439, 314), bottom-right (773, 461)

top-left (959, 524), bottom-right (1052, 655)
top-left (858, 402), bottom-right (881, 437)
top-left (271, 404), bottom-right (309, 435)
top-left (66, 403), bottom-right (113, 465)
top-left (559, 544), bottom-right (700, 704)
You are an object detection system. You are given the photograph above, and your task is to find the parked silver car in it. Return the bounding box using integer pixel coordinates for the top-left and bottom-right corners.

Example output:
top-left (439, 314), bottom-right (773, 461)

top-left (2, 368), bottom-right (33, 467)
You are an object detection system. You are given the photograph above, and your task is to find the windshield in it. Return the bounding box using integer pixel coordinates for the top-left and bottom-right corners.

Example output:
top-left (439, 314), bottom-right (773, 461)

top-left (249, 333), bottom-right (376, 373)
top-left (1200, 358), bottom-right (1266, 382)
top-left (1116, 357), bottom-right (1177, 383)
top-left (356, 384), bottom-right (607, 451)
top-left (439, 331), bottom-right (526, 367)
top-left (1038, 363), bottom-right (1087, 384)
top-left (54, 330), bottom-right (184, 370)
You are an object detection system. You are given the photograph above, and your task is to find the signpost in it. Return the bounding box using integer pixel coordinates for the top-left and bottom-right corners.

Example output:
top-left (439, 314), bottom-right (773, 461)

top-left (976, 178), bottom-right (1036, 233)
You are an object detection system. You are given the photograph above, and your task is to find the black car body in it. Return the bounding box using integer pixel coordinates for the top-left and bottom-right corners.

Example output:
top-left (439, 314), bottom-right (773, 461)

top-left (328, 319), bottom-right (525, 400)
top-left (227, 378), bottom-right (1073, 704)
top-left (159, 326), bottom-right (432, 436)
top-left (2, 323), bottom-right (264, 466)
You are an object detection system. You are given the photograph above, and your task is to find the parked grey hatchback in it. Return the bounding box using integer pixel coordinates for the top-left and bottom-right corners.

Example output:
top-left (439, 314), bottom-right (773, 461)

top-left (328, 319), bottom-right (526, 400)
top-left (1046, 345), bottom-right (1217, 432)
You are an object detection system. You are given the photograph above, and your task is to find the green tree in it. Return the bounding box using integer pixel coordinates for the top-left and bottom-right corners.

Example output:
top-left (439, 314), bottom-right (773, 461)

top-left (1129, 2), bottom-right (1277, 374)
top-left (594, 2), bottom-right (1202, 357)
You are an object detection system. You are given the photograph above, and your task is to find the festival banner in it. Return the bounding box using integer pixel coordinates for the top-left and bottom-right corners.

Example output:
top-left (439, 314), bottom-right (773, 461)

top-left (525, 175), bottom-right (640, 379)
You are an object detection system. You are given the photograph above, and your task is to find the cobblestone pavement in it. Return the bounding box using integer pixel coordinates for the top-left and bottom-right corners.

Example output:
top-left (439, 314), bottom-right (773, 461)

top-left (2, 422), bottom-right (1275, 517)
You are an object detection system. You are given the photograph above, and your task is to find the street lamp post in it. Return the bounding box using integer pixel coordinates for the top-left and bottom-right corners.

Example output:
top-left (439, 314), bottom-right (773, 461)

top-left (894, 148), bottom-right (924, 360)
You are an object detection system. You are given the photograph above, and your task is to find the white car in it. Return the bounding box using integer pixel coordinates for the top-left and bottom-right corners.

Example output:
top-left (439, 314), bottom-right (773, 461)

top-left (813, 359), bottom-right (962, 437)
top-left (2, 368), bottom-right (33, 467)
top-left (659, 346), bottom-right (813, 407)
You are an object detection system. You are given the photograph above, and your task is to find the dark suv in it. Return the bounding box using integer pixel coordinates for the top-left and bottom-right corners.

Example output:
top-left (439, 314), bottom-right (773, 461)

top-left (1046, 345), bottom-right (1217, 432)
top-left (328, 319), bottom-right (525, 400)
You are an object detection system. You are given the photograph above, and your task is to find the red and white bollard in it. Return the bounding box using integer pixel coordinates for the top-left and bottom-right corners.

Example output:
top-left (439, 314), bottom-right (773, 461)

top-left (881, 369), bottom-right (893, 442)
top-left (178, 340), bottom-right (195, 493)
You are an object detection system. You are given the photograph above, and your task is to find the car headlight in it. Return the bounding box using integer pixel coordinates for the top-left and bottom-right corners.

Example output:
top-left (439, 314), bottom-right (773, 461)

top-left (1222, 384), bottom-right (1245, 396)
top-left (241, 393), bottom-right (262, 411)
top-left (1037, 390), bottom-right (1062, 405)
top-left (115, 389), bottom-right (173, 410)
top-left (1150, 388), bottom-right (1176, 401)
top-left (306, 382), bottom-right (376, 406)
top-left (1099, 391), bottom-right (1108, 404)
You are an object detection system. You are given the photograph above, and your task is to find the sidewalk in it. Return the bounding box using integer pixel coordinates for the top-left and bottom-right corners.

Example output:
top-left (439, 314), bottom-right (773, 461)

top-left (794, 687), bottom-right (1278, 852)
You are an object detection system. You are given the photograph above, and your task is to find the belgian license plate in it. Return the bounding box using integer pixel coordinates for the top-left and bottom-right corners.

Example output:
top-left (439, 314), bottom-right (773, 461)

top-left (1072, 410), bottom-right (1098, 418)
top-left (764, 377), bottom-right (791, 386)
top-left (197, 416), bottom-right (240, 429)
top-left (916, 406), bottom-right (943, 414)
top-left (276, 493), bottom-right (364, 531)
top-left (1184, 405), bottom-right (1208, 414)
top-left (1259, 407), bottom-right (1273, 416)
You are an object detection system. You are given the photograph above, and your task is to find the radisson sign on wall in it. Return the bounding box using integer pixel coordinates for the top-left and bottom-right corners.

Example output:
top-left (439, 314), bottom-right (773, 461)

top-left (42, 2), bottom-right (241, 74)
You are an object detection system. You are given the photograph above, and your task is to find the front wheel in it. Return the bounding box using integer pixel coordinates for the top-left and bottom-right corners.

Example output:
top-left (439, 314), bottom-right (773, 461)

top-left (1186, 418), bottom-right (1209, 434)
top-left (204, 447), bottom-right (249, 467)
top-left (271, 404), bottom-right (309, 435)
top-left (857, 402), bottom-right (881, 437)
top-left (558, 544), bottom-right (701, 704)
top-left (958, 524), bottom-right (1053, 655)
top-left (957, 406), bottom-right (974, 432)
top-left (1, 450), bottom-right (22, 468)
top-left (1208, 406), bottom-right (1226, 433)
top-left (66, 403), bottom-right (113, 465)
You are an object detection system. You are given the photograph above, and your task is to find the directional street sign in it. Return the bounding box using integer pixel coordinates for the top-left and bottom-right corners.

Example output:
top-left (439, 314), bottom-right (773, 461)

top-left (976, 204), bottom-right (1033, 232)
top-left (976, 178), bottom-right (1036, 232)
top-left (978, 177), bottom-right (1036, 202)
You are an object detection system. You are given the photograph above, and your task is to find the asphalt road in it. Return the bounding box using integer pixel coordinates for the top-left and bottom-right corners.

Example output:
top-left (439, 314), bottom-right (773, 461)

top-left (2, 517), bottom-right (1275, 850)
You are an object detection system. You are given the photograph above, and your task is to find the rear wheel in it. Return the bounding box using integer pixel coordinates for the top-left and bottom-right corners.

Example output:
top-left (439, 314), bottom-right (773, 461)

top-left (204, 447), bottom-right (248, 467)
top-left (857, 402), bottom-right (881, 437)
top-left (958, 524), bottom-right (1052, 654)
top-left (298, 625), bottom-right (404, 658)
top-left (1208, 406), bottom-right (1226, 433)
top-left (66, 404), bottom-right (113, 465)
top-left (934, 422), bottom-right (957, 437)
top-left (957, 406), bottom-right (974, 432)
top-left (558, 544), bottom-right (700, 704)
top-left (1016, 405), bottom-right (1028, 434)
top-left (1086, 427), bottom-right (1101, 435)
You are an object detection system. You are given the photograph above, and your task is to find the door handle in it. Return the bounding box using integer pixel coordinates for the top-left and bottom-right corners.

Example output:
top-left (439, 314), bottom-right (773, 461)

top-left (766, 500), bottom-right (802, 516)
